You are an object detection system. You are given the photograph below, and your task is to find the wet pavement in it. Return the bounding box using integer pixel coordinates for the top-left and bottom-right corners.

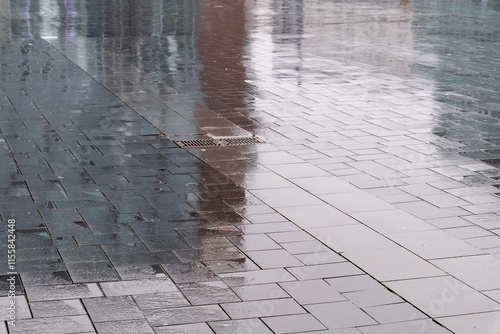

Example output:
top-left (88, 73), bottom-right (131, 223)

top-left (1, 0), bottom-right (500, 333)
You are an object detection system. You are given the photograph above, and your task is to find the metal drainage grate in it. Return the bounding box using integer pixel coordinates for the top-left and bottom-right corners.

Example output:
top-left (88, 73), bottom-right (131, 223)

top-left (174, 136), bottom-right (266, 148)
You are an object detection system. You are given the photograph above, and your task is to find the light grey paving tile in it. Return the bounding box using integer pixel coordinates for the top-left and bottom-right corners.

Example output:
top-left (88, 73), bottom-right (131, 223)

top-left (358, 320), bottom-right (452, 334)
top-left (325, 275), bottom-right (384, 293)
top-left (298, 330), bottom-right (362, 334)
top-left (462, 214), bottom-right (500, 230)
top-left (290, 176), bottom-right (360, 194)
top-left (287, 262), bottom-right (363, 280)
top-left (209, 319), bottom-right (273, 334)
top-left (279, 279), bottom-right (345, 304)
top-left (277, 204), bottom-right (358, 228)
top-left (237, 222), bottom-right (301, 234)
top-left (351, 209), bottom-right (437, 234)
top-left (221, 298), bottom-right (305, 319)
top-left (444, 226), bottom-right (493, 239)
top-left (8, 315), bottom-right (94, 334)
top-left (387, 276), bottom-right (500, 317)
top-left (262, 313), bottom-right (327, 333)
top-left (319, 192), bottom-right (395, 213)
top-left (363, 302), bottom-right (427, 324)
top-left (343, 247), bottom-right (445, 282)
top-left (100, 278), bottom-right (179, 296)
top-left (305, 301), bottom-right (377, 329)
top-left (220, 268), bottom-right (297, 287)
top-left (94, 319), bottom-right (154, 334)
top-left (421, 193), bottom-right (470, 208)
top-left (280, 240), bottom-right (331, 254)
top-left (30, 299), bottom-right (86, 318)
top-left (431, 255), bottom-right (500, 291)
top-left (144, 305), bottom-right (228, 326)
top-left (133, 292), bottom-right (190, 310)
top-left (427, 217), bottom-right (473, 229)
top-left (484, 289), bottom-right (500, 303)
top-left (0, 296), bottom-right (31, 321)
top-left (343, 288), bottom-right (401, 308)
top-left (24, 283), bottom-right (103, 301)
top-left (268, 230), bottom-right (316, 243)
top-left (154, 323), bottom-right (215, 334)
top-left (231, 283), bottom-right (289, 301)
top-left (438, 311), bottom-right (500, 334)
top-left (251, 187), bottom-right (324, 208)
top-left (246, 249), bottom-right (303, 269)
top-left (295, 251), bottom-right (346, 265)
top-left (466, 235), bottom-right (500, 249)
top-left (82, 296), bottom-right (144, 322)
top-left (395, 201), bottom-right (469, 220)
top-left (308, 225), bottom-right (397, 252)
top-left (387, 230), bottom-right (485, 259)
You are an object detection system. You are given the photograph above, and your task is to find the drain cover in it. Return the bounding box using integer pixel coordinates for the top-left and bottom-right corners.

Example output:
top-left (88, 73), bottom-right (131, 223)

top-left (174, 136), bottom-right (266, 148)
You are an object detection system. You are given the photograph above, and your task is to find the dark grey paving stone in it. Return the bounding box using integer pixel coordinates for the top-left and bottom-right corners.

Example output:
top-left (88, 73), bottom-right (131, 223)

top-left (66, 262), bottom-right (120, 283)
top-left (83, 296), bottom-right (144, 322)
top-left (205, 258), bottom-right (260, 274)
top-left (21, 271), bottom-right (73, 286)
top-left (108, 251), bottom-right (180, 267)
top-left (133, 292), bottom-right (190, 310)
top-left (162, 262), bottom-right (219, 284)
top-left (114, 264), bottom-right (168, 280)
top-left (140, 235), bottom-right (191, 252)
top-left (7, 315), bottom-right (94, 334)
top-left (94, 319), bottom-right (155, 334)
top-left (100, 279), bottom-right (179, 296)
top-left (144, 305), bottom-right (229, 326)
top-left (30, 299), bottom-right (87, 318)
top-left (58, 245), bottom-right (109, 263)
top-left (25, 283), bottom-right (103, 301)
top-left (178, 281), bottom-right (240, 305)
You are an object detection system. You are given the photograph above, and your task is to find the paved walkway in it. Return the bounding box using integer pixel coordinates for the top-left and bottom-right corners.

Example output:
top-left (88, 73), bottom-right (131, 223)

top-left (1, 0), bottom-right (500, 333)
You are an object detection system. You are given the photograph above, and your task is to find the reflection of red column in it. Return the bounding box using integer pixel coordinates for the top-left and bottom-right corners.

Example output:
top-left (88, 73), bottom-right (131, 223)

top-left (400, 0), bottom-right (412, 9)
top-left (197, 0), bottom-right (248, 119)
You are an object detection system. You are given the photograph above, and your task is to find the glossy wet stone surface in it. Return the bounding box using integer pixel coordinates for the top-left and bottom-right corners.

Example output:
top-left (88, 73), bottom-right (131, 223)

top-left (1, 0), bottom-right (499, 333)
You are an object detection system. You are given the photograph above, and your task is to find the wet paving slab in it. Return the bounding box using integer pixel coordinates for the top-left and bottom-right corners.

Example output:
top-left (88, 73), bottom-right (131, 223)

top-left (1, 0), bottom-right (500, 333)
